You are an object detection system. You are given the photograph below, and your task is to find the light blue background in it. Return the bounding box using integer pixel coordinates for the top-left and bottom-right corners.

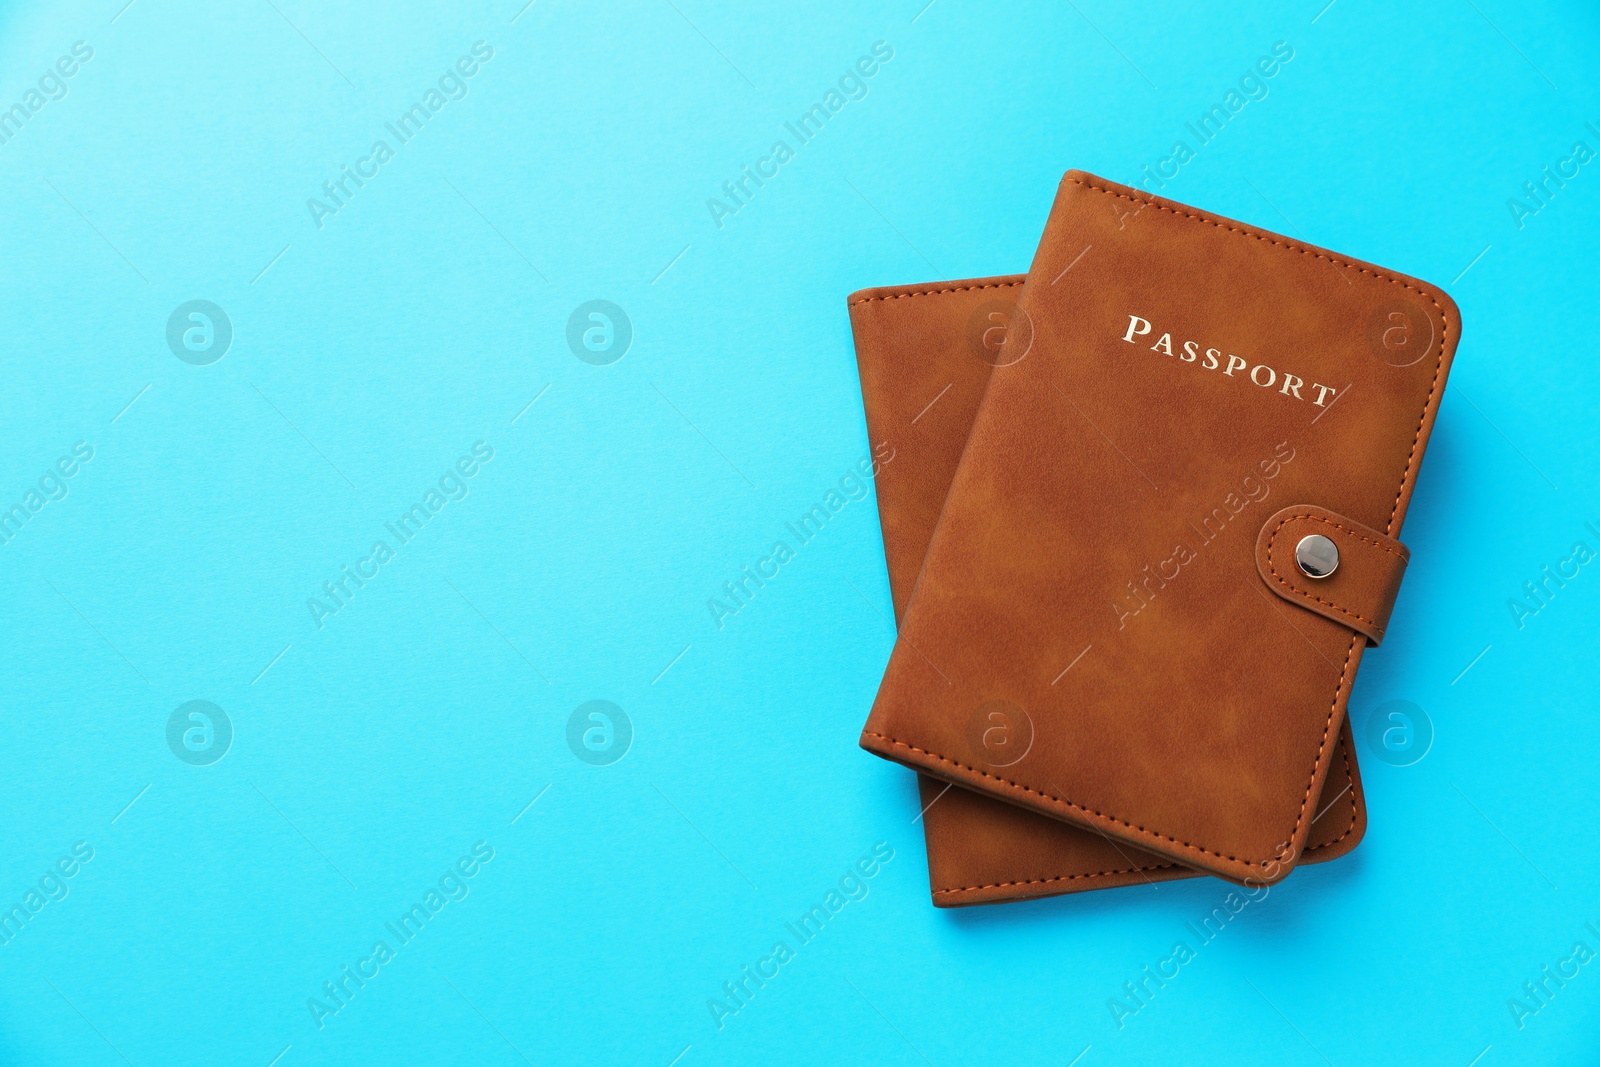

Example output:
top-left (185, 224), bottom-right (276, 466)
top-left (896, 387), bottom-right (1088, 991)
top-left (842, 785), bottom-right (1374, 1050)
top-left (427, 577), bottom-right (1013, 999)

top-left (1, 0), bottom-right (1596, 1063)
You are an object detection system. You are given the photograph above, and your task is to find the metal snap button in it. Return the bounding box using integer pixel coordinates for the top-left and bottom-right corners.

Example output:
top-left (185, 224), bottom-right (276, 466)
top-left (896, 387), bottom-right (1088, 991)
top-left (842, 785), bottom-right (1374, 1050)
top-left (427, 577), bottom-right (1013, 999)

top-left (1295, 534), bottom-right (1339, 579)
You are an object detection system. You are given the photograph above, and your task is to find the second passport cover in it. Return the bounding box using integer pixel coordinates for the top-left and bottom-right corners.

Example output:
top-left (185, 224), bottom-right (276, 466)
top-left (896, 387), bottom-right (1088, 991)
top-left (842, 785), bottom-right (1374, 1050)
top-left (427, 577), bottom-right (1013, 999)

top-left (858, 172), bottom-right (1459, 885)
top-left (850, 275), bottom-right (1364, 906)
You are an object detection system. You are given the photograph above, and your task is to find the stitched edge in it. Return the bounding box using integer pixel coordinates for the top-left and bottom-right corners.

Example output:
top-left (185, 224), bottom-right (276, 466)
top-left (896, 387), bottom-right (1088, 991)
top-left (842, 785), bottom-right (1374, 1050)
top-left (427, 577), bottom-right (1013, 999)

top-left (1273, 511), bottom-right (1406, 555)
top-left (1319, 728), bottom-right (1362, 852)
top-left (876, 174), bottom-right (1449, 875)
top-left (932, 864), bottom-right (1176, 898)
top-left (932, 738), bottom-right (1362, 898)
top-left (1263, 511), bottom-right (1403, 629)
top-left (848, 279), bottom-right (1024, 306)
top-left (870, 729), bottom-right (1323, 868)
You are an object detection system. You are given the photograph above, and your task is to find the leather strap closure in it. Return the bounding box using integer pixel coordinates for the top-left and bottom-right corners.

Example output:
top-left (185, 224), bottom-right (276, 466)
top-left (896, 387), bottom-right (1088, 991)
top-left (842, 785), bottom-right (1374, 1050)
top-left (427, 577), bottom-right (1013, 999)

top-left (1255, 505), bottom-right (1409, 645)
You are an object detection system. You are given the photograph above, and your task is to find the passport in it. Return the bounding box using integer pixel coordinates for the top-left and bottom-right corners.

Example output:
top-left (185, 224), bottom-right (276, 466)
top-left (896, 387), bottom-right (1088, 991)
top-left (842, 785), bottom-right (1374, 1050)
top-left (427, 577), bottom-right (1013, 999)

top-left (856, 171), bottom-right (1459, 886)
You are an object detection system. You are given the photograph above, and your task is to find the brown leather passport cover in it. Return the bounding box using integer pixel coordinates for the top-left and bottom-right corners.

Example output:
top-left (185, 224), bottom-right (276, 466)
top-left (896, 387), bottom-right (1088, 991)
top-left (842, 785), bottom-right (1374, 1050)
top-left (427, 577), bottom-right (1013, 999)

top-left (858, 171), bottom-right (1459, 886)
top-left (851, 275), bottom-right (1364, 907)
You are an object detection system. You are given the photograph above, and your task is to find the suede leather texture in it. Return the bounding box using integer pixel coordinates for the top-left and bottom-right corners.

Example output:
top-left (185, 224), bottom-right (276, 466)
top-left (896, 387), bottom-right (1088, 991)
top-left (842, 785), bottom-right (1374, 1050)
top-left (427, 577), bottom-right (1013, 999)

top-left (858, 171), bottom-right (1459, 885)
top-left (852, 274), bottom-right (1365, 907)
